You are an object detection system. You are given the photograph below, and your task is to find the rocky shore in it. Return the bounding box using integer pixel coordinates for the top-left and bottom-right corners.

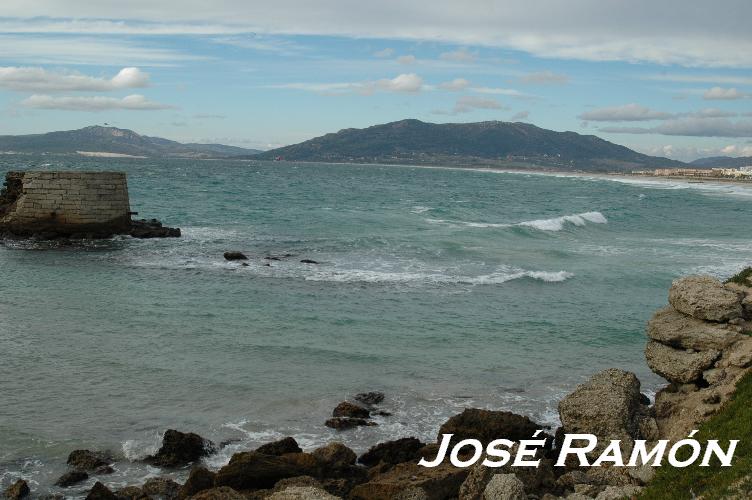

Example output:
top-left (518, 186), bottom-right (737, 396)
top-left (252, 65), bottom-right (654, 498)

top-left (4, 272), bottom-right (751, 500)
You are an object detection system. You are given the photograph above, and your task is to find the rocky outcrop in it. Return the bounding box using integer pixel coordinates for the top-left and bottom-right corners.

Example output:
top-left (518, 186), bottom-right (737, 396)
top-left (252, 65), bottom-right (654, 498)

top-left (647, 306), bottom-right (743, 350)
top-left (349, 462), bottom-right (468, 500)
top-left (3, 480), bottom-right (29, 500)
top-left (67, 450), bottom-right (113, 471)
top-left (645, 341), bottom-right (719, 384)
top-left (187, 487), bottom-right (245, 500)
top-left (482, 474), bottom-right (526, 500)
top-left (256, 437), bottom-right (302, 456)
top-left (55, 470), bottom-right (88, 487)
top-left (332, 401), bottom-right (370, 419)
top-left (354, 392), bottom-right (385, 406)
top-left (145, 429), bottom-right (216, 468)
top-left (178, 467), bottom-right (216, 499)
top-left (267, 486), bottom-right (340, 500)
top-left (358, 437), bottom-right (425, 467)
top-left (312, 442), bottom-right (357, 469)
top-left (669, 275), bottom-right (742, 321)
top-left (214, 451), bottom-right (318, 491)
top-left (437, 409), bottom-right (540, 446)
top-left (85, 482), bottom-right (118, 500)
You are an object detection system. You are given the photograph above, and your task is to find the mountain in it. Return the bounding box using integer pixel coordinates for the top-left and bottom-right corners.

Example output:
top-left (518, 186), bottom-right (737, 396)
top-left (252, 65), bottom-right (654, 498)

top-left (690, 156), bottom-right (752, 168)
top-left (257, 119), bottom-right (684, 171)
top-left (0, 126), bottom-right (261, 158)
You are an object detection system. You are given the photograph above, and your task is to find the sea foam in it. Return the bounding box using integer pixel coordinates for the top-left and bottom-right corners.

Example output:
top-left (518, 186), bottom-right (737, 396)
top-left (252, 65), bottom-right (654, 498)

top-left (426, 211), bottom-right (607, 232)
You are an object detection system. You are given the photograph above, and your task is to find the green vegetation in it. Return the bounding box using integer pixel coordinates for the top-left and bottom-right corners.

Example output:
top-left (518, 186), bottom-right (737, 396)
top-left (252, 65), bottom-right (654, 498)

top-left (726, 267), bottom-right (752, 287)
top-left (639, 370), bottom-right (752, 500)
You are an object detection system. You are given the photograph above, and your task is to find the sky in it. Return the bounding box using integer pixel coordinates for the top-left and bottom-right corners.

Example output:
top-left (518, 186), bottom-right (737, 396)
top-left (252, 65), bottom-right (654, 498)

top-left (0, 1), bottom-right (751, 161)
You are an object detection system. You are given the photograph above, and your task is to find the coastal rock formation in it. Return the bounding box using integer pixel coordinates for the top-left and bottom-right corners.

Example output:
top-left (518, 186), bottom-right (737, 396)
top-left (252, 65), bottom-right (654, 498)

top-left (438, 408), bottom-right (541, 447)
top-left (668, 275), bottom-right (742, 321)
top-left (145, 429), bottom-right (216, 468)
top-left (354, 392), bottom-right (385, 406)
top-left (358, 437), bottom-right (425, 467)
top-left (178, 467), bottom-right (216, 499)
top-left (267, 486), bottom-right (340, 500)
top-left (85, 482), bottom-right (118, 500)
top-left (3, 480), bottom-right (29, 500)
top-left (645, 341), bottom-right (719, 384)
top-left (55, 470), bottom-right (88, 487)
top-left (482, 474), bottom-right (526, 500)
top-left (332, 401), bottom-right (370, 419)
top-left (312, 443), bottom-right (357, 469)
top-left (214, 451), bottom-right (318, 490)
top-left (256, 437), bottom-right (302, 456)
top-left (223, 251), bottom-right (248, 261)
top-left (647, 306), bottom-right (743, 350)
top-left (67, 450), bottom-right (112, 471)
top-left (349, 462), bottom-right (468, 500)
top-left (187, 487), bottom-right (245, 500)
top-left (324, 417), bottom-right (376, 430)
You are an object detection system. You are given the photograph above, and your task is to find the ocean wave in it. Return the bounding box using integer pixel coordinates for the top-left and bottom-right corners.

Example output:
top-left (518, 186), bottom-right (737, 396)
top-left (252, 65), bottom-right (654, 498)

top-left (301, 266), bottom-right (573, 285)
top-left (426, 211), bottom-right (607, 232)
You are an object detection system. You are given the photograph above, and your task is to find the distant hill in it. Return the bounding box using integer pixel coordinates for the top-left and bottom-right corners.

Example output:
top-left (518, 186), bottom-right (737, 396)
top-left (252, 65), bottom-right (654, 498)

top-left (690, 156), bottom-right (752, 168)
top-left (0, 126), bottom-right (261, 158)
top-left (257, 119), bottom-right (684, 171)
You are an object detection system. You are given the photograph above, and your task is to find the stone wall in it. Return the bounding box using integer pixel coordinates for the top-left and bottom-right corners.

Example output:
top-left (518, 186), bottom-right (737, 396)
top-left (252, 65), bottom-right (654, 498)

top-left (0, 171), bottom-right (132, 235)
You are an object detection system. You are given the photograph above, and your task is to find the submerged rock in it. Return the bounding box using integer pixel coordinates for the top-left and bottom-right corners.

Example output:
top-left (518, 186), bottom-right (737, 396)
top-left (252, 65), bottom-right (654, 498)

top-left (67, 450), bottom-right (112, 471)
top-left (668, 275), bottom-right (742, 322)
top-left (645, 341), bottom-right (720, 384)
top-left (223, 251), bottom-right (248, 261)
top-left (129, 219), bottom-right (181, 239)
top-left (354, 391), bottom-right (385, 406)
top-left (3, 480), bottom-right (30, 500)
top-left (145, 429), bottom-right (216, 468)
top-left (256, 437), bottom-right (302, 456)
top-left (300, 259), bottom-right (319, 264)
top-left (324, 417), bottom-right (377, 430)
top-left (438, 408), bottom-right (540, 446)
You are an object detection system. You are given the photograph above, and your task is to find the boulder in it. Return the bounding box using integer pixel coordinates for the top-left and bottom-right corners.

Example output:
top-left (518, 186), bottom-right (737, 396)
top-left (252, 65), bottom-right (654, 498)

top-left (647, 306), bottom-right (743, 350)
top-left (594, 485), bottom-right (643, 500)
top-left (187, 487), bottom-right (245, 500)
top-left (67, 450), bottom-right (112, 471)
top-left (325, 418), bottom-right (376, 430)
top-left (86, 482), bottom-right (118, 500)
top-left (178, 467), bottom-right (216, 499)
top-left (458, 454), bottom-right (557, 500)
top-left (130, 219), bottom-right (181, 239)
top-left (3, 480), bottom-right (30, 500)
top-left (142, 477), bottom-right (180, 499)
top-left (266, 486), bottom-right (340, 499)
top-left (349, 462), bottom-right (468, 500)
top-left (437, 409), bottom-right (539, 447)
top-left (114, 486), bottom-right (147, 499)
top-left (214, 451), bottom-right (317, 490)
top-left (358, 437), bottom-right (425, 466)
top-left (645, 341), bottom-right (720, 384)
top-left (55, 470), bottom-right (89, 487)
top-left (312, 442), bottom-right (357, 469)
top-left (558, 369), bottom-right (643, 455)
top-left (223, 252), bottom-right (247, 261)
top-left (332, 402), bottom-right (370, 419)
top-left (146, 430), bottom-right (215, 467)
top-left (668, 275), bottom-right (742, 322)
top-left (256, 437), bottom-right (302, 456)
top-left (482, 474), bottom-right (526, 500)
top-left (354, 392), bottom-right (385, 406)
top-left (717, 336), bottom-right (752, 369)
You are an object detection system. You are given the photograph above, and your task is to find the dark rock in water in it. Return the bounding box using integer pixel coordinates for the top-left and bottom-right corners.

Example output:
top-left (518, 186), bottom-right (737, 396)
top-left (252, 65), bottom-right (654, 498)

top-left (85, 482), bottom-right (118, 500)
top-left (373, 410), bottom-right (392, 417)
top-left (186, 487), bottom-right (245, 500)
top-left (67, 450), bottom-right (112, 471)
top-left (3, 479), bottom-right (30, 500)
top-left (145, 429), bottom-right (216, 467)
top-left (358, 437), bottom-right (425, 466)
top-left (264, 256), bottom-right (282, 261)
top-left (300, 259), bottom-right (319, 264)
top-left (325, 417), bottom-right (377, 430)
top-left (256, 436), bottom-right (302, 456)
top-left (438, 408), bottom-right (541, 446)
top-left (214, 451), bottom-right (316, 490)
top-left (129, 219), bottom-right (181, 239)
top-left (332, 401), bottom-right (370, 418)
top-left (142, 477), bottom-right (180, 499)
top-left (354, 392), bottom-right (385, 406)
top-left (178, 467), bottom-right (216, 499)
top-left (113, 486), bottom-right (145, 499)
top-left (223, 251), bottom-right (248, 261)
top-left (55, 470), bottom-right (89, 487)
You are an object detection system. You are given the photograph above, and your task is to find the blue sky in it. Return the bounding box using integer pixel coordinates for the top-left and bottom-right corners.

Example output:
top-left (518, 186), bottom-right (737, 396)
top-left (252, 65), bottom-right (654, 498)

top-left (1, 1), bottom-right (751, 160)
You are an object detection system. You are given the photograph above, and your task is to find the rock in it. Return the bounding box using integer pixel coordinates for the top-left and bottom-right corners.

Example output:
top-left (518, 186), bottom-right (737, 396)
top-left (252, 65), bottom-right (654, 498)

top-left (626, 465), bottom-right (655, 485)
top-left (187, 487), bottom-right (245, 500)
top-left (647, 306), bottom-right (743, 350)
top-left (354, 392), bottom-right (385, 406)
top-left (312, 442), bottom-right (357, 469)
top-left (558, 369), bottom-right (643, 457)
top-left (645, 341), bottom-right (720, 384)
top-left (215, 451), bottom-right (316, 491)
top-left (67, 450), bottom-right (112, 471)
top-left (55, 470), bottom-right (89, 487)
top-left (300, 259), bottom-right (319, 264)
top-left (142, 477), bottom-right (180, 499)
top-left (178, 467), bottom-right (216, 499)
top-left (458, 454), bottom-right (556, 500)
top-left (257, 437), bottom-right (302, 456)
top-left (333, 401), bottom-right (370, 418)
top-left (130, 219), bottom-right (181, 239)
top-left (669, 275), bottom-right (742, 322)
top-left (349, 462), bottom-right (468, 500)
top-left (358, 437), bottom-right (425, 466)
top-left (717, 337), bottom-right (752, 369)
top-left (146, 430), bottom-right (215, 467)
top-left (223, 252), bottom-right (247, 261)
top-left (594, 485), bottom-right (643, 500)
top-left (438, 409), bottom-right (540, 447)
top-left (86, 482), bottom-right (118, 500)
top-left (267, 486), bottom-right (340, 500)
top-left (3, 480), bottom-right (30, 500)
top-left (584, 467), bottom-right (638, 487)
top-left (114, 486), bottom-right (147, 499)
top-left (459, 465), bottom-right (494, 500)
top-left (482, 474), bottom-right (526, 500)
top-left (325, 418), bottom-right (376, 430)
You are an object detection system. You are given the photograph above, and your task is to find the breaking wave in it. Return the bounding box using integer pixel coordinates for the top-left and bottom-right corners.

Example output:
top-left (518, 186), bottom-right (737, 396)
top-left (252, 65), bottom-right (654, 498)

top-left (426, 211), bottom-right (607, 232)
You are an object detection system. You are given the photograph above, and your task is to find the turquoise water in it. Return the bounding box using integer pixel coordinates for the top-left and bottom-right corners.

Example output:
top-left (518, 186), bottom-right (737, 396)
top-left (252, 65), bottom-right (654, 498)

top-left (1, 156), bottom-right (751, 495)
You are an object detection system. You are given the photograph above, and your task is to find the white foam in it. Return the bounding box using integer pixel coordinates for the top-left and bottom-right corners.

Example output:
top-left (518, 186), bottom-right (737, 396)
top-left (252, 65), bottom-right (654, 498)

top-left (426, 211), bottom-right (607, 232)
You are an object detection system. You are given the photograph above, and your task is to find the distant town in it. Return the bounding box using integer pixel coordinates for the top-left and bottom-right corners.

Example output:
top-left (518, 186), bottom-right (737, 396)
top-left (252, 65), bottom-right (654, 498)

top-left (631, 166), bottom-right (752, 181)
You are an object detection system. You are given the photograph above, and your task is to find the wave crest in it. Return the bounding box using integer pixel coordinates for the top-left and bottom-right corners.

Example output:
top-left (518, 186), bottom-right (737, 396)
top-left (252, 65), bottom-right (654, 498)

top-left (426, 211), bottom-right (607, 232)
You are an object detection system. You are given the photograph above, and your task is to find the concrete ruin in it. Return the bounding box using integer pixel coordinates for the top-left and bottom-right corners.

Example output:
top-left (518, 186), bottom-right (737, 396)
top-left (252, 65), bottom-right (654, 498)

top-left (0, 171), bottom-right (180, 239)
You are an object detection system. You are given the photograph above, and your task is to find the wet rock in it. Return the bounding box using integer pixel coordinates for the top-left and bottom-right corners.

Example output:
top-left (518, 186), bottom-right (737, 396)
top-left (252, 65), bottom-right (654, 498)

top-left (647, 306), bottom-right (743, 351)
top-left (669, 275), bottom-right (742, 322)
top-left (178, 467), bottom-right (216, 500)
top-left (86, 482), bottom-right (118, 500)
top-left (223, 251), bottom-right (248, 261)
top-left (333, 401), bottom-right (370, 419)
top-left (482, 474), bottom-right (526, 500)
top-left (266, 486), bottom-right (340, 500)
top-left (325, 417), bottom-right (376, 430)
top-left (358, 437), bottom-right (425, 466)
top-left (354, 392), bottom-right (385, 406)
top-left (55, 470), bottom-right (89, 487)
top-left (114, 486), bottom-right (147, 500)
top-left (438, 408), bottom-right (540, 447)
top-left (312, 442), bottom-right (357, 469)
top-left (187, 487), bottom-right (245, 500)
top-left (256, 437), bottom-right (302, 456)
top-left (300, 259), bottom-right (319, 264)
top-left (214, 451), bottom-right (316, 491)
top-left (67, 450), bottom-right (112, 471)
top-left (142, 477), bottom-right (180, 499)
top-left (145, 429), bottom-right (216, 468)
top-left (349, 462), bottom-right (468, 500)
top-left (130, 219), bottom-right (181, 239)
top-left (3, 479), bottom-right (30, 500)
top-left (645, 341), bottom-right (720, 384)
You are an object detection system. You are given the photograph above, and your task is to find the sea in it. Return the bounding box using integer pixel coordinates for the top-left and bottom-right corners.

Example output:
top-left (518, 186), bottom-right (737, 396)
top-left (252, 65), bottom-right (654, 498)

top-left (1, 156), bottom-right (751, 496)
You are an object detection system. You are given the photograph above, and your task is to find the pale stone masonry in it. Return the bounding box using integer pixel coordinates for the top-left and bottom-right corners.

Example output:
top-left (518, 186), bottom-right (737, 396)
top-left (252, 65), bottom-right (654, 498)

top-left (0, 171), bottom-right (131, 233)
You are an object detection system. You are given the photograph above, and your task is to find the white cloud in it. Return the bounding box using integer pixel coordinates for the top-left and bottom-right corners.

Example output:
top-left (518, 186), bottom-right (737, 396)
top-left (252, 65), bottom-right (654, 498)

top-left (433, 95), bottom-right (507, 115)
top-left (578, 104), bottom-right (673, 122)
top-left (269, 73), bottom-right (423, 94)
top-left (644, 74), bottom-right (752, 85)
top-left (373, 48), bottom-right (395, 58)
top-left (511, 110), bottom-right (530, 121)
top-left (519, 71), bottom-right (569, 85)
top-left (703, 86), bottom-right (748, 100)
top-left (396, 55), bottom-right (417, 65)
top-left (640, 143), bottom-right (752, 161)
top-left (0, 66), bottom-right (149, 92)
top-left (600, 118), bottom-right (752, 137)
top-left (376, 73), bottom-right (423, 92)
top-left (21, 94), bottom-right (174, 111)
top-left (470, 86), bottom-right (525, 97)
top-left (439, 48), bottom-right (477, 63)
top-left (438, 78), bottom-right (470, 91)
